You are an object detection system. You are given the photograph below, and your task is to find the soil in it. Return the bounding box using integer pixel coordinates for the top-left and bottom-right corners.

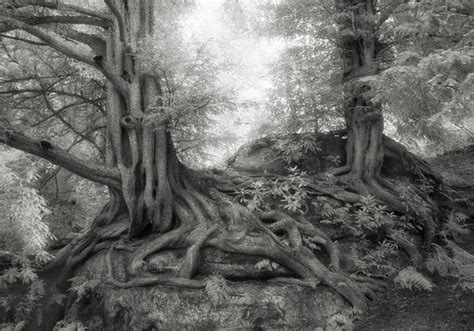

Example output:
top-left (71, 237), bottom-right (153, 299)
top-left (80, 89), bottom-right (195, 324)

top-left (355, 145), bottom-right (474, 331)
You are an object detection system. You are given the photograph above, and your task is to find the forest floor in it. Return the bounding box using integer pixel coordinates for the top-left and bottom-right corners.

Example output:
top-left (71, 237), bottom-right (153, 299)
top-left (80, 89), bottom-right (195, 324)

top-left (355, 145), bottom-right (474, 331)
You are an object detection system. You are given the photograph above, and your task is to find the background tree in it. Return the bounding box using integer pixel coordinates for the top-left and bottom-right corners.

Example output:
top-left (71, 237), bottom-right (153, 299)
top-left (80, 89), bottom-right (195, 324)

top-left (265, 0), bottom-right (473, 152)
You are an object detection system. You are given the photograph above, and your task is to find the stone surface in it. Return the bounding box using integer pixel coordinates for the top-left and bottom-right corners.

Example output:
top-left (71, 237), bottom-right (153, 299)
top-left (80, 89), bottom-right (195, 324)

top-left (227, 131), bottom-right (422, 179)
top-left (69, 250), bottom-right (352, 330)
top-left (228, 131), bottom-right (347, 175)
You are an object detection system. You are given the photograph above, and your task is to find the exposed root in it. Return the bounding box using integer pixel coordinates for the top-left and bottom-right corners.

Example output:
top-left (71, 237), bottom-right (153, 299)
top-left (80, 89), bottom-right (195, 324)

top-left (42, 217), bottom-right (128, 285)
top-left (267, 277), bottom-right (320, 288)
top-left (383, 225), bottom-right (422, 264)
top-left (129, 228), bottom-right (186, 274)
top-left (107, 244), bottom-right (204, 289)
top-left (178, 225), bottom-right (218, 278)
top-left (258, 211), bottom-right (341, 272)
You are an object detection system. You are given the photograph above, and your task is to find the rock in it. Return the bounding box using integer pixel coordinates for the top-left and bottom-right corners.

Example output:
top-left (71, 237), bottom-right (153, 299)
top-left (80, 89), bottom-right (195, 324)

top-left (67, 250), bottom-right (353, 330)
top-left (228, 131), bottom-right (347, 175)
top-left (227, 130), bottom-right (430, 180)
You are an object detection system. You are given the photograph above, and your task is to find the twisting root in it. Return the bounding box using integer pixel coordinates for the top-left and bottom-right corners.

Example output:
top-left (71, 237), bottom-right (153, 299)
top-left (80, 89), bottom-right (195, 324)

top-left (178, 225), bottom-right (218, 278)
top-left (107, 244), bottom-right (204, 289)
top-left (42, 218), bottom-right (129, 285)
top-left (257, 211), bottom-right (341, 272)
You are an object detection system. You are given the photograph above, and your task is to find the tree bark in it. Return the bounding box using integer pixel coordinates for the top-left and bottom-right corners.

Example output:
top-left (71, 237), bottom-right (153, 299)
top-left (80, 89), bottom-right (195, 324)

top-left (334, 0), bottom-right (408, 212)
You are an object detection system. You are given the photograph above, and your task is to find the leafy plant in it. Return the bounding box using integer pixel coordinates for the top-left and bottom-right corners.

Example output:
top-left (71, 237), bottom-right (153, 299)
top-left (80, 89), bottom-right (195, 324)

top-left (394, 267), bottom-right (435, 292)
top-left (235, 167), bottom-right (313, 214)
top-left (318, 195), bottom-right (395, 238)
top-left (0, 148), bottom-right (53, 254)
top-left (327, 312), bottom-right (354, 331)
top-left (426, 241), bottom-right (474, 292)
top-left (69, 276), bottom-right (101, 303)
top-left (255, 259), bottom-right (280, 272)
top-left (353, 240), bottom-right (399, 279)
top-left (325, 155), bottom-right (341, 167)
top-left (204, 274), bottom-right (232, 304)
top-left (274, 133), bottom-right (322, 164)
top-left (13, 280), bottom-right (46, 324)
top-left (53, 320), bottom-right (87, 331)
top-left (439, 212), bottom-right (470, 241)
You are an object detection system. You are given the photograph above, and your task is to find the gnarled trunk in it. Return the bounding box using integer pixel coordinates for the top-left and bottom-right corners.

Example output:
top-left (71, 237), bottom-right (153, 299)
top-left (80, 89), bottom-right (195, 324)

top-left (102, 0), bottom-right (177, 237)
top-left (333, 0), bottom-right (405, 212)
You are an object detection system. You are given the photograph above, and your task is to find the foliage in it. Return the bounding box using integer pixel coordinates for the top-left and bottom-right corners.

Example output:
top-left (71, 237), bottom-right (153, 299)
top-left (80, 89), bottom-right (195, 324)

top-left (439, 211), bottom-right (470, 241)
top-left (13, 280), bottom-right (45, 323)
top-left (264, 0), bottom-right (474, 155)
top-left (426, 241), bottom-right (474, 292)
top-left (0, 37), bottom-right (106, 158)
top-left (327, 312), bottom-right (354, 331)
top-left (273, 133), bottom-right (322, 164)
top-left (68, 276), bottom-right (101, 303)
top-left (265, 0), bottom-right (344, 135)
top-left (0, 148), bottom-right (53, 253)
top-left (0, 279), bottom-right (46, 326)
top-left (255, 259), bottom-right (280, 272)
top-left (0, 266), bottom-right (37, 290)
top-left (53, 320), bottom-right (87, 331)
top-left (204, 274), bottom-right (232, 304)
top-left (353, 240), bottom-right (399, 279)
top-left (0, 250), bottom-right (53, 326)
top-left (394, 267), bottom-right (435, 292)
top-left (318, 195), bottom-right (397, 238)
top-left (236, 166), bottom-right (313, 214)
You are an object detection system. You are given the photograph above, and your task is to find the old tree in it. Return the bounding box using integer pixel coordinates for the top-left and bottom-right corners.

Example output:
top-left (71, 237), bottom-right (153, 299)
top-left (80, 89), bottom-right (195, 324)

top-left (0, 0), bottom-right (457, 329)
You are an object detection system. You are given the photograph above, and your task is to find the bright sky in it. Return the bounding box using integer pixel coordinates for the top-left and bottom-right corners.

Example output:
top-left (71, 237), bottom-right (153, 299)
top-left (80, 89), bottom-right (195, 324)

top-left (182, 0), bottom-right (284, 166)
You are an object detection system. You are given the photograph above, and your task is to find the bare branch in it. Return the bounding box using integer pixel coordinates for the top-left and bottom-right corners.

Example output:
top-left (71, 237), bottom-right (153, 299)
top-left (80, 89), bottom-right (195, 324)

top-left (0, 15), bottom-right (111, 33)
top-left (6, 0), bottom-right (112, 21)
top-left (0, 32), bottom-right (46, 45)
top-left (0, 14), bottom-right (96, 66)
top-left (0, 126), bottom-right (121, 189)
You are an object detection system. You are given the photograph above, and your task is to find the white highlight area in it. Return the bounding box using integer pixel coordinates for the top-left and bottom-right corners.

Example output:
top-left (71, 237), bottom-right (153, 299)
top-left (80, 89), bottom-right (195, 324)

top-left (181, 0), bottom-right (284, 166)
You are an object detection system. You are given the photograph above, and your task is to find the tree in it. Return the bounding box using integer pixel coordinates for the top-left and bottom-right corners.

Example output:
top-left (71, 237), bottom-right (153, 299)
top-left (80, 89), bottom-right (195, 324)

top-left (0, 2), bottom-right (380, 329)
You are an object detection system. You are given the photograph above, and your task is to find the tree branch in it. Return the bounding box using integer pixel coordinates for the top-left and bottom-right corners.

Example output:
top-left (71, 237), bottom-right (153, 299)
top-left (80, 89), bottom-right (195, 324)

top-left (0, 127), bottom-right (121, 189)
top-left (0, 32), bottom-right (46, 45)
top-left (0, 15), bottom-right (111, 32)
top-left (5, 0), bottom-right (112, 21)
top-left (0, 14), bottom-right (96, 66)
top-left (0, 14), bottom-right (128, 100)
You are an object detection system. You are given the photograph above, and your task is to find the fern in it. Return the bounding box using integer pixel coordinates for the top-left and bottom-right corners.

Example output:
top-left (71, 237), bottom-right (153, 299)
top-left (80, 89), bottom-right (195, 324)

top-left (327, 312), bottom-right (354, 331)
top-left (204, 274), bottom-right (231, 304)
top-left (425, 241), bottom-right (474, 291)
top-left (53, 320), bottom-right (87, 331)
top-left (68, 276), bottom-right (101, 303)
top-left (354, 240), bottom-right (398, 278)
top-left (439, 212), bottom-right (470, 241)
top-left (235, 166), bottom-right (312, 215)
top-left (394, 267), bottom-right (434, 292)
top-left (14, 280), bottom-right (46, 323)
top-left (274, 134), bottom-right (321, 164)
top-left (425, 244), bottom-right (458, 277)
top-left (0, 267), bottom-right (38, 289)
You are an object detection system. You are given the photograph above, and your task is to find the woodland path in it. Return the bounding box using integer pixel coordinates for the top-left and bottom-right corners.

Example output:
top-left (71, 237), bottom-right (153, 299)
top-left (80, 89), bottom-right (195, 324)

top-left (355, 146), bottom-right (474, 330)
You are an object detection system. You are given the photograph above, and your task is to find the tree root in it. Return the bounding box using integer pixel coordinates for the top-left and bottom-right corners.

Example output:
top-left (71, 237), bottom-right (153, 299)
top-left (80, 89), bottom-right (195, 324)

top-left (100, 190), bottom-right (371, 311)
top-left (42, 217), bottom-right (129, 285)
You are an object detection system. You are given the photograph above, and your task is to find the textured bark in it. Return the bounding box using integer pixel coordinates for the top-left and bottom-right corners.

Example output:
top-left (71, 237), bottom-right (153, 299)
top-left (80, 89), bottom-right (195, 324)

top-left (333, 0), bottom-right (433, 215)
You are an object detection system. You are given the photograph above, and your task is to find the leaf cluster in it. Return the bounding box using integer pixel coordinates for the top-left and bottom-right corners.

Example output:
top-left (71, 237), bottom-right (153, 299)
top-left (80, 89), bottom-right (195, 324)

top-left (394, 266), bottom-right (435, 292)
top-left (236, 166), bottom-right (313, 214)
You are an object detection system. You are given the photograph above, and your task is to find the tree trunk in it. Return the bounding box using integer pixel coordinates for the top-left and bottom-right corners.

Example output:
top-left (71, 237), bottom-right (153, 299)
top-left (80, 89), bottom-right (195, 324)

top-left (101, 0), bottom-right (179, 237)
top-left (334, 0), bottom-right (406, 211)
